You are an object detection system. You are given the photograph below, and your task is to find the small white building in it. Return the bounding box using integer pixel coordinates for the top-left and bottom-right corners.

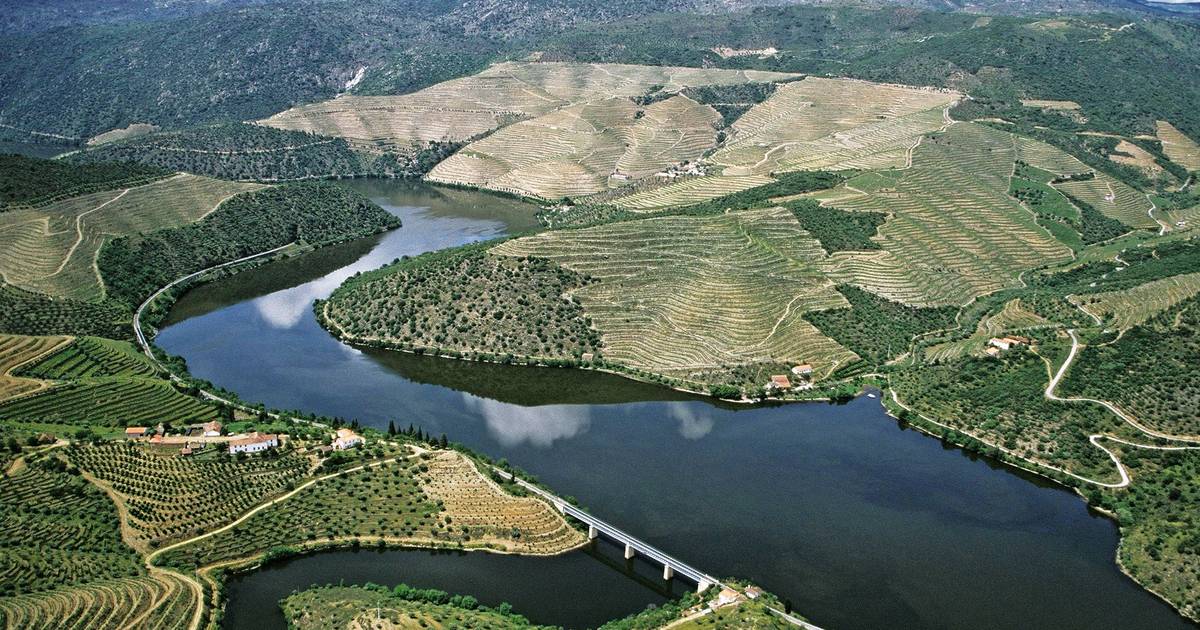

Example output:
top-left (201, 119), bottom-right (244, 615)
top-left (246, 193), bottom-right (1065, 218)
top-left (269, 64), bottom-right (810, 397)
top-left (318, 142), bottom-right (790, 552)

top-left (228, 432), bottom-right (278, 454)
top-left (332, 428), bottom-right (364, 451)
top-left (202, 421), bottom-right (223, 437)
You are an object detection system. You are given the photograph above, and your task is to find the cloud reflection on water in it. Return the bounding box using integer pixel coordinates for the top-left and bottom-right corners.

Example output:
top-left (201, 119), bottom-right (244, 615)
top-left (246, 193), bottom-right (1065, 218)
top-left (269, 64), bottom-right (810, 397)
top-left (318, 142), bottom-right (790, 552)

top-left (666, 403), bottom-right (715, 440)
top-left (462, 395), bottom-right (592, 448)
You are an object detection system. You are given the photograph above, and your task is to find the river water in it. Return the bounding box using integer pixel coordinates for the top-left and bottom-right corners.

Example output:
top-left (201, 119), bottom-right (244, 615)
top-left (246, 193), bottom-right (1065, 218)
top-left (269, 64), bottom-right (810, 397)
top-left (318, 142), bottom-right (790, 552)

top-left (157, 180), bottom-right (1192, 630)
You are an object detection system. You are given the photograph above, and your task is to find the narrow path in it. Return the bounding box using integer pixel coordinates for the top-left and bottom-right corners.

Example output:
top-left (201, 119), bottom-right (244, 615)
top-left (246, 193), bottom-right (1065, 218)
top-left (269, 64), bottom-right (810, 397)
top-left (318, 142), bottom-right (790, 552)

top-left (1046, 330), bottom-right (1200, 444)
top-left (145, 450), bottom-right (414, 565)
top-left (47, 188), bottom-right (129, 277)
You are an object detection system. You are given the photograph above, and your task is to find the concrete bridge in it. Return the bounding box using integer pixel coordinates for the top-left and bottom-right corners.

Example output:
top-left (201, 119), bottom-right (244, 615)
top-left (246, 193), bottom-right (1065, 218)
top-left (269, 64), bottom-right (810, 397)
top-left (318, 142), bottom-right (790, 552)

top-left (491, 467), bottom-right (721, 592)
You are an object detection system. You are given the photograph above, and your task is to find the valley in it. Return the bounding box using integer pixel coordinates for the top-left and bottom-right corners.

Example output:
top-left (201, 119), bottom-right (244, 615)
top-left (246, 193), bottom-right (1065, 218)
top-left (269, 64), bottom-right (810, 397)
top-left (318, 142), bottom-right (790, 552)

top-left (1, 2), bottom-right (1200, 629)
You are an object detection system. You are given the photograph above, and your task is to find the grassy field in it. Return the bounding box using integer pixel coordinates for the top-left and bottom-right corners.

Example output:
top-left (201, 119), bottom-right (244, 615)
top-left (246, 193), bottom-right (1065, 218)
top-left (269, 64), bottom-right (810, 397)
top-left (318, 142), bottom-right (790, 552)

top-left (0, 174), bottom-right (262, 301)
top-left (0, 334), bottom-right (70, 403)
top-left (427, 94), bottom-right (722, 200)
top-left (493, 206), bottom-right (857, 387)
top-left (1156, 120), bottom-right (1200, 172)
top-left (261, 61), bottom-right (796, 152)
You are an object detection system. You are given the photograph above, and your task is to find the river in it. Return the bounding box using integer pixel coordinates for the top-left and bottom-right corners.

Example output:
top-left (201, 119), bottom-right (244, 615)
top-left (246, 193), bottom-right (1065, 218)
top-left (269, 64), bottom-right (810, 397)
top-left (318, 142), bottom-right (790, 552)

top-left (156, 180), bottom-right (1193, 630)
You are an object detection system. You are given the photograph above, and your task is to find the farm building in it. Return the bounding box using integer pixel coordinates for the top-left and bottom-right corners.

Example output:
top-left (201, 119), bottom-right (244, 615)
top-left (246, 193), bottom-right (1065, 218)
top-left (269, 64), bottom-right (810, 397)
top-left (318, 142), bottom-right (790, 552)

top-left (333, 428), bottom-right (364, 450)
top-left (791, 364), bottom-right (814, 377)
top-left (202, 421), bottom-right (223, 437)
top-left (124, 427), bottom-right (148, 438)
top-left (228, 432), bottom-right (278, 454)
top-left (988, 336), bottom-right (1031, 351)
top-left (766, 375), bottom-right (792, 390)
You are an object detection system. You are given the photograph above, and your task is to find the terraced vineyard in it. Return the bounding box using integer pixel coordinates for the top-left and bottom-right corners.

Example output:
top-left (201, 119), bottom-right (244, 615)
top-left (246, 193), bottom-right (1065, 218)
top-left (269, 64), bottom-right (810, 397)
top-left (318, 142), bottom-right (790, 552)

top-left (427, 95), bottom-right (722, 200)
top-left (1070, 271), bottom-right (1200, 331)
top-left (0, 283), bottom-right (129, 339)
top-left (17, 336), bottom-right (158, 381)
top-left (69, 442), bottom-right (312, 549)
top-left (158, 446), bottom-right (579, 569)
top-left (923, 298), bottom-right (1053, 363)
top-left (1157, 120), bottom-right (1200, 172)
top-left (610, 174), bottom-right (775, 212)
top-left (818, 123), bottom-right (1073, 306)
top-left (0, 573), bottom-right (197, 630)
top-left (606, 77), bottom-right (960, 211)
top-left (0, 459), bottom-right (143, 597)
top-left (261, 61), bottom-right (795, 152)
top-left (0, 378), bottom-right (219, 428)
top-left (493, 206), bottom-right (857, 386)
top-left (0, 174), bottom-right (262, 301)
top-left (422, 451), bottom-right (585, 554)
top-left (0, 334), bottom-right (70, 403)
top-left (711, 78), bottom-right (959, 176)
top-left (1014, 136), bottom-right (1158, 230)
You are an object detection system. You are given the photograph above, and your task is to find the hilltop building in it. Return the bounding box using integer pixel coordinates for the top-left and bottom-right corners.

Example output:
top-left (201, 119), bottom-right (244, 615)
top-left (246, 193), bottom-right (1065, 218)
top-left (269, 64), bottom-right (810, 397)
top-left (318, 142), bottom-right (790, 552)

top-left (333, 428), bottom-right (364, 450)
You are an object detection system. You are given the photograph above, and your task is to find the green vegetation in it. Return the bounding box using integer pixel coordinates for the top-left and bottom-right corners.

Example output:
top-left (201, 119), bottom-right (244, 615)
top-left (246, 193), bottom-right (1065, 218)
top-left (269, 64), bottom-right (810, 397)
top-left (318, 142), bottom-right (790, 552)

top-left (805, 285), bottom-right (958, 367)
top-left (98, 182), bottom-right (398, 308)
top-left (155, 451), bottom-right (427, 568)
top-left (1069, 192), bottom-right (1134, 245)
top-left (68, 441), bottom-right (311, 548)
top-left (72, 123), bottom-right (461, 182)
top-left (0, 456), bottom-right (143, 596)
top-left (1089, 446), bottom-right (1200, 622)
top-left (0, 284), bottom-right (130, 339)
top-left (1061, 297), bottom-right (1200, 437)
top-left (551, 170), bottom-right (844, 227)
top-left (0, 154), bottom-right (167, 210)
top-left (282, 584), bottom-right (552, 630)
top-left (891, 344), bottom-right (1128, 484)
top-left (788, 201), bottom-right (885, 253)
top-left (16, 337), bottom-right (156, 380)
top-left (0, 333), bottom-right (220, 429)
top-left (639, 80), bottom-right (789, 127)
top-left (323, 246), bottom-right (600, 362)
top-left (0, 378), bottom-right (219, 428)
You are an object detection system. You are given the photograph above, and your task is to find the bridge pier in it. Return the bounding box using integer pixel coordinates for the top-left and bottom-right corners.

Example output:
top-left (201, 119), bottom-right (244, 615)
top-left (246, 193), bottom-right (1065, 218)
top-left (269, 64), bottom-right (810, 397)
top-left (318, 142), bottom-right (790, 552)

top-left (662, 565), bottom-right (674, 580)
top-left (624, 543), bottom-right (636, 560)
top-left (697, 579), bottom-right (712, 594)
top-left (588, 525), bottom-right (598, 540)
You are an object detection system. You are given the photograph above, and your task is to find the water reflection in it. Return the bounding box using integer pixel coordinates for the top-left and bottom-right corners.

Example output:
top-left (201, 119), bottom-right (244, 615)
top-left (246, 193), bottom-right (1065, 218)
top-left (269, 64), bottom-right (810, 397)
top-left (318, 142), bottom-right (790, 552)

top-left (666, 403), bottom-right (715, 440)
top-left (464, 395), bottom-right (593, 448)
top-left (159, 181), bottom-right (1195, 630)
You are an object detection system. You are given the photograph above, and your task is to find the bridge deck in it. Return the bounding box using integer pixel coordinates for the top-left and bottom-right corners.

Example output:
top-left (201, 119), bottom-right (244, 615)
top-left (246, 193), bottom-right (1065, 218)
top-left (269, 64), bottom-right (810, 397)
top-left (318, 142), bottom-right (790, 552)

top-left (493, 468), bottom-right (719, 587)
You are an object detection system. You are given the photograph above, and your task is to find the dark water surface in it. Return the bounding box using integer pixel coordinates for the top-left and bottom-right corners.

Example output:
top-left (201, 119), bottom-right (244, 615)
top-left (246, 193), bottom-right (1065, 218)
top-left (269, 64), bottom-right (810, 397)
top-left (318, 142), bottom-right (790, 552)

top-left (158, 180), bottom-right (1192, 630)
